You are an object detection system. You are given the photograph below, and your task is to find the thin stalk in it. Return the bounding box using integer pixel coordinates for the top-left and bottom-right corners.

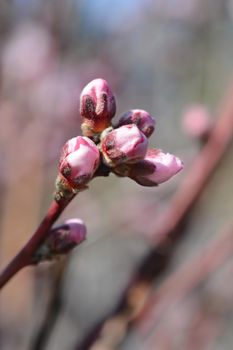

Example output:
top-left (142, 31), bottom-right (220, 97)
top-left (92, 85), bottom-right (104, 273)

top-left (0, 195), bottom-right (75, 290)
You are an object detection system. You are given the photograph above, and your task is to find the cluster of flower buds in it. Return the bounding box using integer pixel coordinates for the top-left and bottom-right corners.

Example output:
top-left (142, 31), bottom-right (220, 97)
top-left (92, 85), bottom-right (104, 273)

top-left (56, 78), bottom-right (183, 199)
top-left (32, 219), bottom-right (86, 263)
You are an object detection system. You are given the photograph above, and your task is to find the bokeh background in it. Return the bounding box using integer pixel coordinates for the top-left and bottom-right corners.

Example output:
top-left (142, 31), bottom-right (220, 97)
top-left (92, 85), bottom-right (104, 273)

top-left (1, 1), bottom-right (233, 349)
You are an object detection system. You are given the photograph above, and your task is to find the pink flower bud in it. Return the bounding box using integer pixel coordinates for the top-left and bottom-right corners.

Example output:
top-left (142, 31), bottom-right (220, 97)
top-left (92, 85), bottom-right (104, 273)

top-left (64, 218), bottom-right (87, 244)
top-left (80, 78), bottom-right (116, 136)
top-left (59, 136), bottom-right (100, 187)
top-left (33, 219), bottom-right (87, 262)
top-left (101, 124), bottom-right (148, 166)
top-left (182, 105), bottom-right (212, 141)
top-left (47, 218), bottom-right (86, 255)
top-left (132, 149), bottom-right (183, 186)
top-left (116, 109), bottom-right (155, 137)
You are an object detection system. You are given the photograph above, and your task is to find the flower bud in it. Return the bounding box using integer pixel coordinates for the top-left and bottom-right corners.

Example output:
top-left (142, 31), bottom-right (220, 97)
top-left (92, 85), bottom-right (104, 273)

top-left (101, 124), bottom-right (148, 166)
top-left (182, 105), bottom-right (212, 142)
top-left (116, 109), bottom-right (155, 137)
top-left (132, 149), bottom-right (183, 186)
top-left (32, 219), bottom-right (87, 262)
top-left (59, 136), bottom-right (100, 188)
top-left (64, 218), bottom-right (87, 244)
top-left (80, 78), bottom-right (116, 136)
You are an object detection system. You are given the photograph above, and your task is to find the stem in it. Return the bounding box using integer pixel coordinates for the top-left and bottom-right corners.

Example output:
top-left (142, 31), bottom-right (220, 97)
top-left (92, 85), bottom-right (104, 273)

top-left (0, 195), bottom-right (75, 290)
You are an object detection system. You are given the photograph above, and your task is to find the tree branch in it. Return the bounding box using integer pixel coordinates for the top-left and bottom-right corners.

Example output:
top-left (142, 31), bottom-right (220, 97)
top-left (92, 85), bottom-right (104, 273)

top-left (0, 195), bottom-right (75, 290)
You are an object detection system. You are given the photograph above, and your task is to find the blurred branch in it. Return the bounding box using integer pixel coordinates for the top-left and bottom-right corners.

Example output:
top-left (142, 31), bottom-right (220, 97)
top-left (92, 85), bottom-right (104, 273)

top-left (184, 307), bottom-right (223, 350)
top-left (150, 82), bottom-right (233, 246)
top-left (31, 260), bottom-right (67, 350)
top-left (76, 82), bottom-right (233, 350)
top-left (142, 223), bottom-right (233, 349)
top-left (141, 224), bottom-right (233, 331)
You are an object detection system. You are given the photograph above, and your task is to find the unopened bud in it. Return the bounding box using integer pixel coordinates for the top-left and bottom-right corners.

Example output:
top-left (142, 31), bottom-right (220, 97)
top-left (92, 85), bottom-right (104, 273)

top-left (80, 78), bottom-right (116, 136)
top-left (101, 124), bottom-right (148, 167)
top-left (116, 109), bottom-right (155, 137)
top-left (182, 105), bottom-right (212, 142)
top-left (32, 219), bottom-right (87, 262)
top-left (59, 136), bottom-right (100, 189)
top-left (132, 149), bottom-right (183, 186)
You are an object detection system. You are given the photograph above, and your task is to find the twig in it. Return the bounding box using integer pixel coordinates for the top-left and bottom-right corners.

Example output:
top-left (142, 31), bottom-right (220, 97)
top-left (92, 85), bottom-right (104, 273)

top-left (140, 224), bottom-right (233, 333)
top-left (31, 260), bottom-right (67, 350)
top-left (0, 160), bottom-right (110, 291)
top-left (0, 195), bottom-right (75, 289)
top-left (184, 309), bottom-right (223, 350)
top-left (150, 83), bottom-right (233, 245)
top-left (141, 224), bottom-right (233, 349)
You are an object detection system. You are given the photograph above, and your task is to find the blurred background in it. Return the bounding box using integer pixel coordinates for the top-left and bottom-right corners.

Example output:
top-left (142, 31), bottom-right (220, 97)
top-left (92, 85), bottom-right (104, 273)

top-left (1, 0), bottom-right (233, 349)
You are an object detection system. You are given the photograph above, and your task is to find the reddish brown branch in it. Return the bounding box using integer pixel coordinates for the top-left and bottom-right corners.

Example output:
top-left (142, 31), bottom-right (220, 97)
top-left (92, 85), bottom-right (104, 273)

top-left (0, 164), bottom-right (109, 291)
top-left (141, 224), bottom-right (233, 350)
top-left (151, 84), bottom-right (233, 245)
top-left (0, 196), bottom-right (74, 289)
top-left (140, 223), bottom-right (233, 334)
